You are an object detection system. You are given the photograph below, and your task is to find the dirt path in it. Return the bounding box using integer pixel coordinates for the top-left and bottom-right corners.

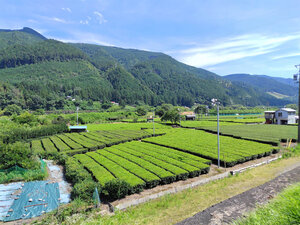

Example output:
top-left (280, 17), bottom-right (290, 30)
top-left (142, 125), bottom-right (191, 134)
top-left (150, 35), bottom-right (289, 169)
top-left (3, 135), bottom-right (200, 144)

top-left (176, 162), bottom-right (300, 225)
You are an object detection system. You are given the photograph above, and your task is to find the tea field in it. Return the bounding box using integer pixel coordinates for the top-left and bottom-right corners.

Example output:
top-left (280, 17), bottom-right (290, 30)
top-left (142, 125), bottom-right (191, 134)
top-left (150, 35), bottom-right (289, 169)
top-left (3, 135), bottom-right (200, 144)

top-left (144, 129), bottom-right (277, 167)
top-left (198, 124), bottom-right (297, 143)
top-left (31, 130), bottom-right (153, 155)
top-left (74, 141), bottom-right (211, 191)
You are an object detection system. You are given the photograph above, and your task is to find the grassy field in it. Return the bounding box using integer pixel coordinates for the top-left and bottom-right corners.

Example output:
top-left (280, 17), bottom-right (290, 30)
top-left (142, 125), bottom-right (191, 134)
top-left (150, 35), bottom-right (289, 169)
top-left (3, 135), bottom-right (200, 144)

top-left (198, 124), bottom-right (297, 143)
top-left (234, 182), bottom-right (300, 225)
top-left (32, 154), bottom-right (300, 225)
top-left (144, 129), bottom-right (276, 167)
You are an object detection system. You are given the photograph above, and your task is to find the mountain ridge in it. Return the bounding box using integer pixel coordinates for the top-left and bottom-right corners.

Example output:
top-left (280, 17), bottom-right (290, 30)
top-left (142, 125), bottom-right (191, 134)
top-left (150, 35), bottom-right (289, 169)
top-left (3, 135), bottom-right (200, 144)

top-left (0, 27), bottom-right (293, 110)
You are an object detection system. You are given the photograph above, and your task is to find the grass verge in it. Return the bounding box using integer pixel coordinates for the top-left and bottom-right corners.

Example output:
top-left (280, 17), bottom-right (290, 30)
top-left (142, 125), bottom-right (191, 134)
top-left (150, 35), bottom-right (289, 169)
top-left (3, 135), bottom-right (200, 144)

top-left (233, 182), bottom-right (300, 225)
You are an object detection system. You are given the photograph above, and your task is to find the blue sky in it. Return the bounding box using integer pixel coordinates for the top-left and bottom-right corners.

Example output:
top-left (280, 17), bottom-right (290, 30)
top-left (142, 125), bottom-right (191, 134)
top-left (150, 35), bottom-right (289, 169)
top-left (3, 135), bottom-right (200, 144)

top-left (1, 0), bottom-right (300, 78)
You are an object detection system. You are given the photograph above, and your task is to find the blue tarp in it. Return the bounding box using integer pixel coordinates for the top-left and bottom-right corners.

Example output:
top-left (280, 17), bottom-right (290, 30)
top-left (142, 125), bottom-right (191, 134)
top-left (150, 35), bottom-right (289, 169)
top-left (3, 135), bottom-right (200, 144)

top-left (0, 182), bottom-right (23, 220)
top-left (3, 181), bottom-right (60, 222)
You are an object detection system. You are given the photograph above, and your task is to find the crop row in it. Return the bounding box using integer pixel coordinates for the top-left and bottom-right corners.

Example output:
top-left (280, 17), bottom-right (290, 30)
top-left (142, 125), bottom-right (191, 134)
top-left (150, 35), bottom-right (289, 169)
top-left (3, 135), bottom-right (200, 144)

top-left (30, 130), bottom-right (154, 155)
top-left (198, 124), bottom-right (296, 143)
top-left (73, 154), bottom-right (115, 186)
top-left (74, 141), bottom-right (210, 195)
top-left (144, 129), bottom-right (276, 167)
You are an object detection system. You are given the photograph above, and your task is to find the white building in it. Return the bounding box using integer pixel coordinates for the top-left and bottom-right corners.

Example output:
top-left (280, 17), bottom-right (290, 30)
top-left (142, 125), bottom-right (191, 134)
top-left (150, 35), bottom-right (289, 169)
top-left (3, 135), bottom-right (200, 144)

top-left (265, 108), bottom-right (297, 125)
top-left (275, 108), bottom-right (296, 125)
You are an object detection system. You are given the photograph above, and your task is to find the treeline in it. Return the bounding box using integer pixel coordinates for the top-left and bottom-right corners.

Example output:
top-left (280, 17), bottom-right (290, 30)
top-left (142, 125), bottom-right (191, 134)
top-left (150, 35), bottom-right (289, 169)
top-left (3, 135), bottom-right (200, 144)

top-left (0, 40), bottom-right (86, 69)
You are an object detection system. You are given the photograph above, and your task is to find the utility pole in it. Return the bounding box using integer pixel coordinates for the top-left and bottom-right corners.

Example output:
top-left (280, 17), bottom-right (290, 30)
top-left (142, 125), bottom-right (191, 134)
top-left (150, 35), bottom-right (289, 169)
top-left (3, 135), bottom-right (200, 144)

top-left (153, 111), bottom-right (155, 136)
top-left (211, 98), bottom-right (220, 167)
top-left (76, 107), bottom-right (79, 125)
top-left (294, 65), bottom-right (300, 143)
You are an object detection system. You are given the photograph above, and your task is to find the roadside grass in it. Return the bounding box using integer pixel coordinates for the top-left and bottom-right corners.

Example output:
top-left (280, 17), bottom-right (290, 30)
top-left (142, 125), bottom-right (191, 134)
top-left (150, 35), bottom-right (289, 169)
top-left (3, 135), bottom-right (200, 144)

top-left (233, 182), bottom-right (300, 225)
top-left (33, 155), bottom-right (300, 225)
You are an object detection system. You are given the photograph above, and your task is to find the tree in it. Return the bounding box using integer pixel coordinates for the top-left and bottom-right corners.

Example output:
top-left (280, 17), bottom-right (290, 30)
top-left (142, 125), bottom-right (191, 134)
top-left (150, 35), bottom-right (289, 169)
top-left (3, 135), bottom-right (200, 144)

top-left (194, 105), bottom-right (207, 118)
top-left (161, 108), bottom-right (180, 124)
top-left (155, 104), bottom-right (173, 117)
top-left (3, 104), bottom-right (22, 116)
top-left (136, 106), bottom-right (147, 116)
top-left (12, 111), bottom-right (37, 124)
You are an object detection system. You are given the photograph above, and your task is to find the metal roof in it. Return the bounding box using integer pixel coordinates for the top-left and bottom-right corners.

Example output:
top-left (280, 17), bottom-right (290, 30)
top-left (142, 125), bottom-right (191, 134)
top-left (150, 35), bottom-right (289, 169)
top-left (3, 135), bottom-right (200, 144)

top-left (264, 111), bottom-right (275, 113)
top-left (276, 108), bottom-right (296, 112)
top-left (69, 126), bottom-right (87, 129)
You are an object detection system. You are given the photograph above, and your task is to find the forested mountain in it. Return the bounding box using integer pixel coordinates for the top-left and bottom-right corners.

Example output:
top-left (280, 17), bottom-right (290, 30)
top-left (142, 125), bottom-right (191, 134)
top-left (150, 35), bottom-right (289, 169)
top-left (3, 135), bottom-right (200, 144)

top-left (224, 74), bottom-right (297, 100)
top-left (0, 28), bottom-right (293, 110)
top-left (0, 27), bottom-right (46, 49)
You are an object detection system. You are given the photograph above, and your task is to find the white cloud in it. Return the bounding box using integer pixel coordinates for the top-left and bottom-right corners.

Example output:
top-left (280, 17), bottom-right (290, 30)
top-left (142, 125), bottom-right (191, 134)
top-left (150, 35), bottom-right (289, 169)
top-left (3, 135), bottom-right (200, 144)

top-left (62, 7), bottom-right (72, 13)
top-left (177, 33), bottom-right (300, 67)
top-left (94, 11), bottom-right (107, 24)
top-left (27, 19), bottom-right (38, 23)
top-left (80, 20), bottom-right (89, 25)
top-left (80, 16), bottom-right (92, 25)
top-left (54, 31), bottom-right (114, 46)
top-left (272, 52), bottom-right (300, 60)
top-left (51, 17), bottom-right (67, 23)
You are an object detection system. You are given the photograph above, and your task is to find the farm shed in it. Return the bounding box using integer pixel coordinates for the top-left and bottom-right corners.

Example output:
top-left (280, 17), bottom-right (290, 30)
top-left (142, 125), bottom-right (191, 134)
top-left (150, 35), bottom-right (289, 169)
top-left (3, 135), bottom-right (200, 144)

top-left (180, 111), bottom-right (196, 120)
top-left (264, 111), bottom-right (275, 124)
top-left (185, 115), bottom-right (196, 120)
top-left (275, 108), bottom-right (296, 125)
top-left (69, 126), bottom-right (87, 133)
top-left (265, 108), bottom-right (296, 125)
top-left (147, 117), bottom-right (154, 122)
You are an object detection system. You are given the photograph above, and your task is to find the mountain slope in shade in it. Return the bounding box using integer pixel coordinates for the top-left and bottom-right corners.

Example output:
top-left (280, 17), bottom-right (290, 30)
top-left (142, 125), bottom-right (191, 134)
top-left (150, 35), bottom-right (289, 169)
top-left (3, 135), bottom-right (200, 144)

top-left (224, 74), bottom-right (297, 98)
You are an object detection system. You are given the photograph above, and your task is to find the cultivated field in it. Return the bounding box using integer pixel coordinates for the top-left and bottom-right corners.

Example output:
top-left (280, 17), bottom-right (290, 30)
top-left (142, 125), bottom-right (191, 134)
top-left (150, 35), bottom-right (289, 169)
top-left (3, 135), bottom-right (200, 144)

top-left (197, 124), bottom-right (297, 143)
top-left (144, 129), bottom-right (277, 167)
top-left (74, 141), bottom-right (210, 192)
top-left (31, 130), bottom-right (153, 155)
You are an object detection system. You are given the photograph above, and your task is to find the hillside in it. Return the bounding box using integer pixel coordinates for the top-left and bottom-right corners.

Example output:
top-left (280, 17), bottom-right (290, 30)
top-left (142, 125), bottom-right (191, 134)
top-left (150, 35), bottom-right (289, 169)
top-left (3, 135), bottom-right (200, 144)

top-left (224, 74), bottom-right (297, 100)
top-left (0, 28), bottom-right (293, 110)
top-left (0, 27), bottom-right (46, 49)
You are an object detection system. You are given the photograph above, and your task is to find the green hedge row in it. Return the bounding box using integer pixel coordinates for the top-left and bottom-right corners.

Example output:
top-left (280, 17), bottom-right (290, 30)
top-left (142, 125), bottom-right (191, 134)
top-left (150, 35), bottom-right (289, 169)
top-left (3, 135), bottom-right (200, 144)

top-left (144, 129), bottom-right (275, 167)
top-left (86, 152), bottom-right (145, 193)
top-left (74, 154), bottom-right (115, 186)
top-left (1, 123), bottom-right (68, 144)
top-left (64, 157), bottom-right (97, 200)
top-left (97, 150), bottom-right (161, 188)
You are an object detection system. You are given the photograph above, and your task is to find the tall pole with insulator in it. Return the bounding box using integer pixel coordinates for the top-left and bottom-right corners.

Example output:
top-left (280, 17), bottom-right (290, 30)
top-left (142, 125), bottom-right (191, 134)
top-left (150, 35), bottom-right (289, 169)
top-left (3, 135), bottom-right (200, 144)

top-left (211, 98), bottom-right (220, 167)
top-left (294, 65), bottom-right (300, 143)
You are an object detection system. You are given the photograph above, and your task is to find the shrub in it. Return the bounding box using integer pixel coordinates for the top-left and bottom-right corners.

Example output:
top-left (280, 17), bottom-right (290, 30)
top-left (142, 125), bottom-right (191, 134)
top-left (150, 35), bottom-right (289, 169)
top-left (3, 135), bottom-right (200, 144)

top-left (0, 142), bottom-right (39, 169)
top-left (64, 157), bottom-right (98, 200)
top-left (72, 180), bottom-right (98, 200)
top-left (3, 104), bottom-right (22, 116)
top-left (102, 179), bottom-right (131, 201)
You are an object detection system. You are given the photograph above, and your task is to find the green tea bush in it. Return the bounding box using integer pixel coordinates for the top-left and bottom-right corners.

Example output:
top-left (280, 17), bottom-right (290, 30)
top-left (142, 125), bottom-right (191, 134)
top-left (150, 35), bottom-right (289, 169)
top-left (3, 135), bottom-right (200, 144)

top-left (64, 157), bottom-right (98, 200)
top-left (102, 179), bottom-right (131, 201)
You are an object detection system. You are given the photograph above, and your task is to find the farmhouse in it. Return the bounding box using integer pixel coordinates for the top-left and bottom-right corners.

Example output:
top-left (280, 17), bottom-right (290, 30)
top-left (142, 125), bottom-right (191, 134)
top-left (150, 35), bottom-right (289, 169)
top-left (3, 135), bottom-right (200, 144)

top-left (264, 108), bottom-right (296, 125)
